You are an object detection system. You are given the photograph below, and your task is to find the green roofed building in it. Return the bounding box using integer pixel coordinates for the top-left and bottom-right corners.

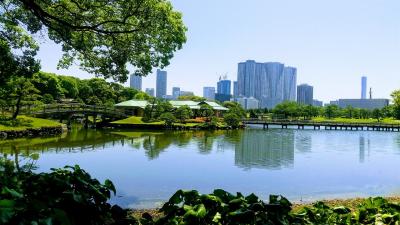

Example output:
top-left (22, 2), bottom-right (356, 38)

top-left (114, 100), bottom-right (148, 116)
top-left (115, 100), bottom-right (228, 116)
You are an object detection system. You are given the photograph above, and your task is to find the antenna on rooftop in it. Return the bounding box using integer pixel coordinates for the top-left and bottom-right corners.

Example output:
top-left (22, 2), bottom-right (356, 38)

top-left (369, 88), bottom-right (372, 99)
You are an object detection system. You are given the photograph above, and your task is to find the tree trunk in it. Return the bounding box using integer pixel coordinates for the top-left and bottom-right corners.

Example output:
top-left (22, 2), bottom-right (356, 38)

top-left (12, 94), bottom-right (22, 120)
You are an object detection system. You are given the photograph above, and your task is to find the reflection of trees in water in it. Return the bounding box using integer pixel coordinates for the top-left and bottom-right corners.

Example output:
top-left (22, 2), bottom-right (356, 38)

top-left (142, 135), bottom-right (174, 159)
top-left (235, 129), bottom-right (295, 170)
top-left (192, 130), bottom-right (224, 154)
top-left (0, 129), bottom-right (124, 155)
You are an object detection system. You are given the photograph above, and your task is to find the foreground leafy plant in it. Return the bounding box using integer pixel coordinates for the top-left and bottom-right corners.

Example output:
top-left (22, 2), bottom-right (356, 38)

top-left (140, 189), bottom-right (400, 225)
top-left (140, 189), bottom-right (292, 225)
top-left (0, 159), bottom-right (137, 225)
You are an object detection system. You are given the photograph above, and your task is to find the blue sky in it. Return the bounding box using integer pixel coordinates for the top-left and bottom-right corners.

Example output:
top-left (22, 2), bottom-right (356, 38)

top-left (37, 0), bottom-right (400, 102)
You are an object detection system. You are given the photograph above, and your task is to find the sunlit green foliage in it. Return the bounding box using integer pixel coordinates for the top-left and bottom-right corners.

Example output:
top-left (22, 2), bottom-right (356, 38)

top-left (392, 90), bottom-right (400, 119)
top-left (1, 0), bottom-right (187, 82)
top-left (174, 105), bottom-right (193, 123)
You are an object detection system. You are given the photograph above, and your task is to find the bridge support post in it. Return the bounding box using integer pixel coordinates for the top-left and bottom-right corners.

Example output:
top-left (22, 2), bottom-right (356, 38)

top-left (92, 114), bottom-right (97, 129)
top-left (67, 114), bottom-right (72, 130)
top-left (84, 115), bottom-right (89, 129)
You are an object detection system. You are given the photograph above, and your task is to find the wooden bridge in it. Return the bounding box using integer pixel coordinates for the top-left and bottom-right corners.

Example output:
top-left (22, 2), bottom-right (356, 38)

top-left (26, 104), bottom-right (128, 128)
top-left (242, 119), bottom-right (400, 132)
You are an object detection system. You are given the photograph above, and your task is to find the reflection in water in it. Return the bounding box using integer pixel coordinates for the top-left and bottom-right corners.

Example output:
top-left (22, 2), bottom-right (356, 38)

top-left (359, 136), bottom-right (365, 163)
top-left (0, 128), bottom-right (299, 170)
top-left (295, 132), bottom-right (312, 153)
top-left (234, 129), bottom-right (294, 170)
top-left (1, 128), bottom-right (396, 170)
top-left (359, 135), bottom-right (371, 163)
top-left (3, 128), bottom-right (400, 208)
top-left (0, 129), bottom-right (124, 155)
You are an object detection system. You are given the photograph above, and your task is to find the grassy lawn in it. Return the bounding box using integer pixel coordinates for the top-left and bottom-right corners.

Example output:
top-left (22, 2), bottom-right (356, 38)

top-left (312, 117), bottom-right (400, 124)
top-left (0, 116), bottom-right (62, 131)
top-left (111, 116), bottom-right (164, 125)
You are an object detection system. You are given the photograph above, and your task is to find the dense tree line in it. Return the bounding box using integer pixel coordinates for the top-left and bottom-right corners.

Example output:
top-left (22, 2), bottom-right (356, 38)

top-left (0, 72), bottom-right (150, 118)
top-left (247, 101), bottom-right (399, 121)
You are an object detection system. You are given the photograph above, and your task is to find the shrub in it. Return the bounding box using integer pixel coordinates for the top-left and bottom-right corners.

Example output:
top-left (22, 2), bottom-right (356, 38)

top-left (140, 189), bottom-right (292, 225)
top-left (224, 113), bottom-right (241, 128)
top-left (41, 94), bottom-right (55, 104)
top-left (0, 159), bottom-right (137, 225)
top-left (159, 112), bottom-right (176, 127)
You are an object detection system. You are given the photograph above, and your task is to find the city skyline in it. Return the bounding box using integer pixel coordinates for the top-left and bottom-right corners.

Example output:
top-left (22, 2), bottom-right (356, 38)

top-left (36, 0), bottom-right (400, 102)
top-left (237, 60), bottom-right (298, 108)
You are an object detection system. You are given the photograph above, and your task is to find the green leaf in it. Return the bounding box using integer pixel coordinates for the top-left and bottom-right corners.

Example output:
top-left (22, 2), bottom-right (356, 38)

top-left (245, 193), bottom-right (259, 203)
top-left (332, 206), bottom-right (351, 214)
top-left (2, 187), bottom-right (23, 198)
top-left (212, 212), bottom-right (222, 223)
top-left (104, 179), bottom-right (116, 195)
top-left (0, 199), bottom-right (15, 208)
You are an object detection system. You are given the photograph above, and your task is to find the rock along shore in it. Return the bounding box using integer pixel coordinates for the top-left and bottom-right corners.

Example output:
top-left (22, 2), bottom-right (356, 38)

top-left (0, 125), bottom-right (66, 139)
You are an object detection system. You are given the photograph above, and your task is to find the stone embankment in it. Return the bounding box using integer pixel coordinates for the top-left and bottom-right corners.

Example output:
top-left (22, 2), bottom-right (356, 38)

top-left (0, 125), bottom-right (67, 139)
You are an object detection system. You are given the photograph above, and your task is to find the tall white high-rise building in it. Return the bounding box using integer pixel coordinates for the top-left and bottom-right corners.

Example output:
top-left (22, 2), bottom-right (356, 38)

top-left (156, 69), bottom-right (167, 98)
top-left (361, 76), bottom-right (367, 99)
top-left (130, 74), bottom-right (142, 91)
top-left (237, 60), bottom-right (297, 109)
top-left (203, 87), bottom-right (216, 100)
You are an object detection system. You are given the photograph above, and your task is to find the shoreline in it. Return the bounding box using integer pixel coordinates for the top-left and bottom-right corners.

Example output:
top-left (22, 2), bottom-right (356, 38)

top-left (0, 125), bottom-right (66, 139)
top-left (130, 196), bottom-right (400, 219)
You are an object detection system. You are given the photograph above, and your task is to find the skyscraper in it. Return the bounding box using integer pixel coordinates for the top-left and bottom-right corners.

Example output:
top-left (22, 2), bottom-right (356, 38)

top-left (361, 76), bottom-right (367, 99)
top-left (172, 87), bottom-right (181, 100)
top-left (156, 69), bottom-right (167, 98)
top-left (203, 87), bottom-right (215, 100)
top-left (217, 79), bottom-right (231, 95)
top-left (233, 81), bottom-right (238, 98)
top-left (145, 88), bottom-right (155, 97)
top-left (283, 67), bottom-right (297, 101)
top-left (237, 60), bottom-right (297, 109)
top-left (297, 84), bottom-right (313, 105)
top-left (130, 74), bottom-right (142, 91)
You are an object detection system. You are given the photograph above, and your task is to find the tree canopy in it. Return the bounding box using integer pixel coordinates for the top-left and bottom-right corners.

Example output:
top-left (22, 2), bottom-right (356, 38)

top-left (0, 0), bottom-right (187, 82)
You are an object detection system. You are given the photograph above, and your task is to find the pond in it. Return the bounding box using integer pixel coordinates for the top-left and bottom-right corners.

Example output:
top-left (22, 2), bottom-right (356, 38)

top-left (1, 126), bottom-right (400, 208)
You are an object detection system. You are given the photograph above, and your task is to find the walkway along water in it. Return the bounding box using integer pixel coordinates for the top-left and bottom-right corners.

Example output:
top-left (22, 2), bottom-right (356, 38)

top-left (242, 119), bottom-right (400, 131)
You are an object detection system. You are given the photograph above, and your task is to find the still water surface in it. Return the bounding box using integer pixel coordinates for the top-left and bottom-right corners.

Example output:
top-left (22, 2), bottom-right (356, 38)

top-left (1, 126), bottom-right (400, 208)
